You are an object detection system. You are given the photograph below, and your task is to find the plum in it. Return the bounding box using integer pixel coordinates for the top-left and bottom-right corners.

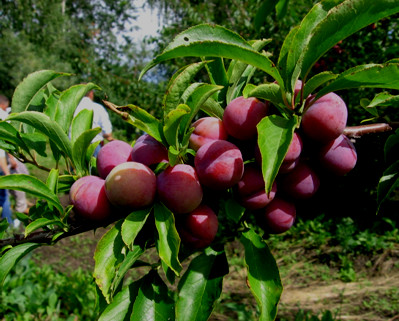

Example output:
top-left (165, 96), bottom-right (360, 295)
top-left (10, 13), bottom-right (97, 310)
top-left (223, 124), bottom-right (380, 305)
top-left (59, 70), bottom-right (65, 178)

top-left (157, 164), bottom-right (203, 214)
top-left (96, 140), bottom-right (133, 179)
top-left (105, 161), bottom-right (156, 210)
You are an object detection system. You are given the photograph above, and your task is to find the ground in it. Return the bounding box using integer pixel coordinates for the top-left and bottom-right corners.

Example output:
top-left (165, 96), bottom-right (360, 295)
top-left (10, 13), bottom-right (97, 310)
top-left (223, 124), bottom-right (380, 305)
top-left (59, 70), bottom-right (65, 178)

top-left (32, 228), bottom-right (399, 321)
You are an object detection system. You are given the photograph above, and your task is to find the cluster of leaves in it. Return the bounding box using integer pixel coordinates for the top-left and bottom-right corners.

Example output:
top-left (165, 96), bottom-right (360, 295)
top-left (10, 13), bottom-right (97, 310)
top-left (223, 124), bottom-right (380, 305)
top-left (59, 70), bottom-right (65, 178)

top-left (0, 1), bottom-right (399, 320)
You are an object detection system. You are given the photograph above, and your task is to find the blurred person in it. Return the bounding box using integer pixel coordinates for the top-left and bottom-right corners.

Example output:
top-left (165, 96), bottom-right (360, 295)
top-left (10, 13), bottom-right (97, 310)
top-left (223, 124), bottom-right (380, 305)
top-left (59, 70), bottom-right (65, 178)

top-left (0, 95), bottom-right (13, 225)
top-left (74, 90), bottom-right (114, 157)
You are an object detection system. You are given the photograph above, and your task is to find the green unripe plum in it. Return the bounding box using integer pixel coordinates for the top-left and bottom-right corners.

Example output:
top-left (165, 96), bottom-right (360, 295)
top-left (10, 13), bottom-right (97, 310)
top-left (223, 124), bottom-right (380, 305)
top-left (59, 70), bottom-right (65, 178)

top-left (69, 175), bottom-right (112, 221)
top-left (105, 161), bottom-right (156, 210)
top-left (157, 164), bottom-right (203, 214)
top-left (96, 140), bottom-right (133, 179)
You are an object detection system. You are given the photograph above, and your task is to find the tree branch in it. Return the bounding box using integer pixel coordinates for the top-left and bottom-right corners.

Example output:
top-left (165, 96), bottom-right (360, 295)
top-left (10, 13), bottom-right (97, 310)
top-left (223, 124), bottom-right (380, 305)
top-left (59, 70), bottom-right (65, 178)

top-left (344, 123), bottom-right (393, 138)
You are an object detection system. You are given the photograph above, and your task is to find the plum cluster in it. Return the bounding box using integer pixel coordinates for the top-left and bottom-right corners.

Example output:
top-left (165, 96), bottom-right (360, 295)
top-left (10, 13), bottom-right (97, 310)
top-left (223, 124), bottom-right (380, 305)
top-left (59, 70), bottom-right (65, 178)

top-left (69, 91), bottom-right (357, 248)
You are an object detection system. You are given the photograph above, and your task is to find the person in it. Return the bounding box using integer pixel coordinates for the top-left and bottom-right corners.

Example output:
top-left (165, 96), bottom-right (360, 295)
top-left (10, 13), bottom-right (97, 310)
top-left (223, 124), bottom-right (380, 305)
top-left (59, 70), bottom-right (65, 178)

top-left (74, 90), bottom-right (114, 156)
top-left (0, 95), bottom-right (14, 225)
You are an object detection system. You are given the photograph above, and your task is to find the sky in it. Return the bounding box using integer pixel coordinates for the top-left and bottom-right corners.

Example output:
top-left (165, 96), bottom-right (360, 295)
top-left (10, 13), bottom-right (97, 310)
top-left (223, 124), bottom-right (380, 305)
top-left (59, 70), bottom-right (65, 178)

top-left (130, 0), bottom-right (161, 43)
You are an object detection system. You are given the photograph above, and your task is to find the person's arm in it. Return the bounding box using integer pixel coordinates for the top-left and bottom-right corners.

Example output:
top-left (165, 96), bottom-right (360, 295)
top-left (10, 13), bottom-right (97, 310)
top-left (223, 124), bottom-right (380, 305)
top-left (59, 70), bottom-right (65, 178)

top-left (103, 132), bottom-right (114, 141)
top-left (0, 151), bottom-right (10, 175)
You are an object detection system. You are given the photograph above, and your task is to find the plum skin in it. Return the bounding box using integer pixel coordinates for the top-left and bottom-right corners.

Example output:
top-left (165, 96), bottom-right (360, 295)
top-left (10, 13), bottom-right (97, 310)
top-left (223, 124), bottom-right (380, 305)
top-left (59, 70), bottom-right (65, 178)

top-left (178, 204), bottom-right (219, 249)
top-left (263, 198), bottom-right (296, 234)
top-left (69, 175), bottom-right (112, 221)
top-left (105, 161), bottom-right (156, 210)
top-left (157, 164), bottom-right (203, 214)
top-left (280, 162), bottom-right (320, 200)
top-left (319, 134), bottom-right (357, 176)
top-left (235, 164), bottom-right (276, 210)
top-left (130, 133), bottom-right (168, 167)
top-left (223, 96), bottom-right (268, 140)
top-left (302, 92), bottom-right (348, 142)
top-left (194, 140), bottom-right (244, 190)
top-left (189, 117), bottom-right (228, 151)
top-left (96, 140), bottom-right (133, 179)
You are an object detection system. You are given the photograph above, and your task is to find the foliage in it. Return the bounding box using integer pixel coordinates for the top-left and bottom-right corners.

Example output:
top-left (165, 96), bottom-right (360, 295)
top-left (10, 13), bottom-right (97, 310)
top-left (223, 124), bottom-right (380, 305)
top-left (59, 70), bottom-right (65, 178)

top-left (0, 1), bottom-right (399, 321)
top-left (0, 256), bottom-right (97, 321)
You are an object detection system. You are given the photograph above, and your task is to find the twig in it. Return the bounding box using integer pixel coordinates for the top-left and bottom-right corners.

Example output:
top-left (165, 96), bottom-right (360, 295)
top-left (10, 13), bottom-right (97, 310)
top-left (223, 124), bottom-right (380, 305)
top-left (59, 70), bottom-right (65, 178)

top-left (344, 123), bottom-right (393, 138)
top-left (102, 100), bottom-right (130, 121)
top-left (0, 217), bottom-right (116, 248)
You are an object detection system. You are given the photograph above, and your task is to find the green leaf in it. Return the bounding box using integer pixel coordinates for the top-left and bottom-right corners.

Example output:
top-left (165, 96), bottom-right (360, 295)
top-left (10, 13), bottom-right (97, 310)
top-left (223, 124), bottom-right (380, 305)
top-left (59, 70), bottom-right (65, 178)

top-left (11, 70), bottom-right (70, 114)
top-left (131, 270), bottom-right (175, 321)
top-left (20, 132), bottom-right (48, 157)
top-left (111, 245), bottom-right (145, 297)
top-left (121, 209), bottom-right (151, 250)
top-left (0, 243), bottom-right (41, 286)
top-left (98, 279), bottom-right (142, 321)
top-left (248, 83), bottom-right (287, 110)
top-left (254, 0), bottom-right (279, 32)
top-left (200, 98), bottom-right (224, 119)
top-left (180, 83), bottom-right (224, 136)
top-left (279, 1), bottom-right (344, 92)
top-left (0, 174), bottom-right (63, 214)
top-left (46, 168), bottom-right (59, 194)
top-left (176, 247), bottom-right (229, 321)
top-left (140, 24), bottom-right (283, 86)
top-left (303, 71), bottom-right (338, 98)
top-left (123, 105), bottom-right (164, 144)
top-left (24, 218), bottom-right (65, 237)
top-left (7, 111), bottom-right (73, 160)
top-left (205, 57), bottom-right (228, 87)
top-left (384, 128), bottom-right (399, 162)
top-left (55, 83), bottom-right (100, 133)
top-left (241, 229), bottom-right (282, 321)
top-left (70, 108), bottom-right (94, 143)
top-left (316, 63), bottom-right (399, 99)
top-left (377, 160), bottom-right (399, 213)
top-left (224, 198), bottom-right (246, 224)
top-left (154, 202), bottom-right (183, 276)
top-left (94, 220), bottom-right (125, 303)
top-left (163, 104), bottom-right (192, 148)
top-left (298, 0), bottom-right (399, 85)
top-left (275, 0), bottom-right (290, 19)
top-left (72, 128), bottom-right (102, 176)
top-left (257, 115), bottom-right (298, 193)
top-left (0, 220), bottom-right (10, 240)
top-left (163, 62), bottom-right (208, 116)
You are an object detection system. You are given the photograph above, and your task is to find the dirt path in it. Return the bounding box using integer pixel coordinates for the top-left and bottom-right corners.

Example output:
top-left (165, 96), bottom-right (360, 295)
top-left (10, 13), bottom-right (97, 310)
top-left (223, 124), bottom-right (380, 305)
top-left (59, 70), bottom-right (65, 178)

top-left (281, 273), bottom-right (399, 320)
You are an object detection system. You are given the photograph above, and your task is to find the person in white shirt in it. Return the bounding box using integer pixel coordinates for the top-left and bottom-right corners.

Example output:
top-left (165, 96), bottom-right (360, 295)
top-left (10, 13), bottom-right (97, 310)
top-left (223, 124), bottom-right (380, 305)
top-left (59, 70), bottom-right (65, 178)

top-left (74, 90), bottom-right (114, 156)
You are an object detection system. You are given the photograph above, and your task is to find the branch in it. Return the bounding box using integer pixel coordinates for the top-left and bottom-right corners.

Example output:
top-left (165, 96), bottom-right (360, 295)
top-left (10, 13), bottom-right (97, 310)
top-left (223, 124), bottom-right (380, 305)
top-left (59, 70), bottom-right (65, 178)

top-left (344, 123), bottom-right (393, 138)
top-left (0, 216), bottom-right (118, 248)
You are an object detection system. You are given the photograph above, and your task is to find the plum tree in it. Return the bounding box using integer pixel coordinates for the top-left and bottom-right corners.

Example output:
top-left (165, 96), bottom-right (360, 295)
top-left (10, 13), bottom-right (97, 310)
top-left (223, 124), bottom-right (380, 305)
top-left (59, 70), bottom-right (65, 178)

top-left (96, 140), bottom-right (133, 179)
top-left (194, 140), bottom-right (244, 190)
top-left (318, 134), bottom-right (357, 176)
top-left (280, 161), bottom-right (320, 200)
top-left (222, 96), bottom-right (269, 140)
top-left (262, 197), bottom-right (296, 234)
top-left (105, 161), bottom-right (156, 210)
top-left (157, 164), bottom-right (203, 214)
top-left (235, 164), bottom-right (276, 210)
top-left (301, 92), bottom-right (348, 142)
top-left (177, 204), bottom-right (219, 249)
top-left (69, 175), bottom-right (112, 221)
top-left (130, 133), bottom-right (169, 167)
top-left (189, 117), bottom-right (228, 151)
